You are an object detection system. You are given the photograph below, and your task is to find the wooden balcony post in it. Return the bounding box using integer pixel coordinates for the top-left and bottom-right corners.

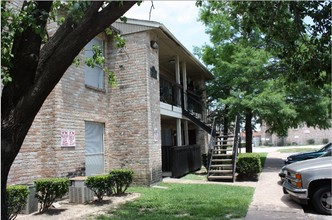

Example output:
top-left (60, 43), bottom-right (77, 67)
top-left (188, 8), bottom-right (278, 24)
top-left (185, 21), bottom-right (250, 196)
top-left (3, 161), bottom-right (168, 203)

top-left (176, 119), bottom-right (182, 146)
top-left (182, 61), bottom-right (187, 110)
top-left (184, 120), bottom-right (189, 145)
top-left (175, 55), bottom-right (181, 106)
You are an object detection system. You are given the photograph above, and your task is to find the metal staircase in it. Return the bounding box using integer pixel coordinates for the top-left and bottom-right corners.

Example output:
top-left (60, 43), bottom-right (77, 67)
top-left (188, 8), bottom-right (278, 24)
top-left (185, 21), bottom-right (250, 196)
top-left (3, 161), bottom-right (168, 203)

top-left (182, 110), bottom-right (216, 137)
top-left (207, 116), bottom-right (240, 182)
top-left (182, 101), bottom-right (240, 182)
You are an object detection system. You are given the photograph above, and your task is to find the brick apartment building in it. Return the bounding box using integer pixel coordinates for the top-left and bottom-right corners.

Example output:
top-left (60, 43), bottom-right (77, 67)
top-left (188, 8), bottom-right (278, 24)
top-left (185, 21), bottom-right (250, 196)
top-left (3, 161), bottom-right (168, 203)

top-left (260, 124), bottom-right (331, 146)
top-left (8, 18), bottom-right (213, 186)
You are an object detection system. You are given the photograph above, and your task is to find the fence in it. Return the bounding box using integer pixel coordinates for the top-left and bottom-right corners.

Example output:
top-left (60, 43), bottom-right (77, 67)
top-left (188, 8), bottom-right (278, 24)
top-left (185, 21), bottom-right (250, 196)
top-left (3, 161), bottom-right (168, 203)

top-left (162, 145), bottom-right (201, 178)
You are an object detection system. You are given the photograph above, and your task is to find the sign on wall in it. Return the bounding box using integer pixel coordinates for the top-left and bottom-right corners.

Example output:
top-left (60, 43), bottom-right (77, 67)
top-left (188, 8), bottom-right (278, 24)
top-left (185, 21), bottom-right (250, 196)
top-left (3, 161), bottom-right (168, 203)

top-left (61, 130), bottom-right (76, 147)
top-left (154, 128), bottom-right (159, 143)
top-left (150, 66), bottom-right (158, 79)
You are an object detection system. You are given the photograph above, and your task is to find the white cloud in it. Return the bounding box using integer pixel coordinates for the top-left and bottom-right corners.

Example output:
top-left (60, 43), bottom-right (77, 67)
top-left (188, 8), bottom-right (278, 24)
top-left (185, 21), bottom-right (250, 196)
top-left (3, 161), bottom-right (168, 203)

top-left (124, 1), bottom-right (210, 53)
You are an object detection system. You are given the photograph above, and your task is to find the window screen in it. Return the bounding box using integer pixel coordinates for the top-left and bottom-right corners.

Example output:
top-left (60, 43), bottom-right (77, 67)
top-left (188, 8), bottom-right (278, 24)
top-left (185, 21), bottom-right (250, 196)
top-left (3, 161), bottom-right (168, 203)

top-left (85, 121), bottom-right (104, 176)
top-left (84, 38), bottom-right (105, 89)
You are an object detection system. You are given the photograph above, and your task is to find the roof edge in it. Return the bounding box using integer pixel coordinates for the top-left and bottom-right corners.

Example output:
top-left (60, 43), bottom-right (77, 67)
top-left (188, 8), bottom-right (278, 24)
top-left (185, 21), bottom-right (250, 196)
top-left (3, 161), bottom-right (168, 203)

top-left (117, 18), bottom-right (214, 79)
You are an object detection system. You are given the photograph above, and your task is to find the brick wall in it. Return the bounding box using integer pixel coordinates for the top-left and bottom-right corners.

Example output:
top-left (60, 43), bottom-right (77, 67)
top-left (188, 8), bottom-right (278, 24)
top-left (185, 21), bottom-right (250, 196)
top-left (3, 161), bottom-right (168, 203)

top-left (274, 126), bottom-right (331, 145)
top-left (9, 30), bottom-right (162, 185)
top-left (260, 123), bottom-right (331, 146)
top-left (108, 31), bottom-right (162, 185)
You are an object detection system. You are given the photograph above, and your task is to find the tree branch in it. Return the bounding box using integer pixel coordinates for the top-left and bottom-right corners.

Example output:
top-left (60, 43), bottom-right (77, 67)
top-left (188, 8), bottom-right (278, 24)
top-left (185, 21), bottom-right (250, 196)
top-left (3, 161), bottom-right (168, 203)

top-left (2, 1), bottom-right (52, 117)
top-left (2, 0), bottom-right (136, 154)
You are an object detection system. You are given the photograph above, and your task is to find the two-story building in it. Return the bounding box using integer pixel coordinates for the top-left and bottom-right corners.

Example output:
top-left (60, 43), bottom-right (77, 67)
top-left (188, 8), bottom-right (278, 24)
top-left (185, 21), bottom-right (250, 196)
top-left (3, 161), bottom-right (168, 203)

top-left (8, 18), bottom-right (213, 186)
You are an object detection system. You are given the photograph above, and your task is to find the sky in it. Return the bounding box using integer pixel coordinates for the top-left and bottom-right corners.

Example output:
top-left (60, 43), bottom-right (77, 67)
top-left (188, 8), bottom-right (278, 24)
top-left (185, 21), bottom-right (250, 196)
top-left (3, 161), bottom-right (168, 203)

top-left (124, 1), bottom-right (211, 55)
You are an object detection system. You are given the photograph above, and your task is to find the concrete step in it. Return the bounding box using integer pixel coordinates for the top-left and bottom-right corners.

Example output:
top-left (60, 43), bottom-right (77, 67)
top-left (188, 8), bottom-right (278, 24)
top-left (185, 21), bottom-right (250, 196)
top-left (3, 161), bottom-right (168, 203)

top-left (211, 159), bottom-right (232, 162)
top-left (210, 164), bottom-right (232, 168)
top-left (209, 170), bottom-right (233, 174)
top-left (208, 175), bottom-right (233, 180)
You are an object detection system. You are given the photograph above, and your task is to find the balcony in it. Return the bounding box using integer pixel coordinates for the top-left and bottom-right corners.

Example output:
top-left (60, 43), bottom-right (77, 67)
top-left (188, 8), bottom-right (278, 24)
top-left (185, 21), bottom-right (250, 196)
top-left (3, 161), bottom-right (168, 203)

top-left (160, 77), bottom-right (203, 117)
top-left (160, 77), bottom-right (182, 107)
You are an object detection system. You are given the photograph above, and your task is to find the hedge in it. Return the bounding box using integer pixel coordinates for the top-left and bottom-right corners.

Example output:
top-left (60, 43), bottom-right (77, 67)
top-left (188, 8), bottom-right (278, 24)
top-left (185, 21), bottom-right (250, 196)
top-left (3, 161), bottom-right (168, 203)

top-left (236, 153), bottom-right (262, 179)
top-left (110, 169), bottom-right (134, 195)
top-left (34, 177), bottom-right (69, 213)
top-left (6, 185), bottom-right (29, 220)
top-left (85, 174), bottom-right (113, 201)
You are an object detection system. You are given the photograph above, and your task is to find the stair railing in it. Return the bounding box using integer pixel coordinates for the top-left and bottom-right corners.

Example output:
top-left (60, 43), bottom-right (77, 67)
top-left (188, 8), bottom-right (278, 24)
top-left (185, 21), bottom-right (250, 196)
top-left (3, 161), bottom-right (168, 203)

top-left (231, 115), bottom-right (241, 182)
top-left (207, 117), bottom-right (217, 177)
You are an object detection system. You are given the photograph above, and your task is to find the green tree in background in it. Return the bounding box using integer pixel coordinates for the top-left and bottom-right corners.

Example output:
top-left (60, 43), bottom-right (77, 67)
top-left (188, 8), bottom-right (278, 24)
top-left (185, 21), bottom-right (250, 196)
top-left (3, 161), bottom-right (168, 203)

top-left (196, 1), bottom-right (331, 151)
top-left (229, 1), bottom-right (331, 88)
top-left (229, 0), bottom-right (331, 131)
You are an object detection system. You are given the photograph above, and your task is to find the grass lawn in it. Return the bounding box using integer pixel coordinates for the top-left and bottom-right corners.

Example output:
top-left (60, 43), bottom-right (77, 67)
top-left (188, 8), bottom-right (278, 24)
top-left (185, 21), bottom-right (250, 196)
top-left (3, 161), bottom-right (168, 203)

top-left (96, 183), bottom-right (254, 220)
top-left (278, 148), bottom-right (316, 153)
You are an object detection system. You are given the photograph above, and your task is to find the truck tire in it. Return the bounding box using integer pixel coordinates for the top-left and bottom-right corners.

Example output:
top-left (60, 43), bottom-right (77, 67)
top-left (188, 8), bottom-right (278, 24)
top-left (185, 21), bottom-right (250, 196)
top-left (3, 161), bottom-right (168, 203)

top-left (311, 185), bottom-right (332, 215)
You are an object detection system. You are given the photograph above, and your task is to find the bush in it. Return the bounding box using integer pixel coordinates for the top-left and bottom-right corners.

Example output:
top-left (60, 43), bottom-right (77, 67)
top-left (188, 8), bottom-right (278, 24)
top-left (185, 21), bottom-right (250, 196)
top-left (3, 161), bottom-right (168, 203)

top-left (236, 153), bottom-right (262, 180)
top-left (85, 174), bottom-right (113, 201)
top-left (322, 138), bottom-right (329, 144)
top-left (34, 178), bottom-right (69, 213)
top-left (307, 139), bottom-right (315, 145)
top-left (6, 185), bottom-right (29, 220)
top-left (110, 169), bottom-right (134, 195)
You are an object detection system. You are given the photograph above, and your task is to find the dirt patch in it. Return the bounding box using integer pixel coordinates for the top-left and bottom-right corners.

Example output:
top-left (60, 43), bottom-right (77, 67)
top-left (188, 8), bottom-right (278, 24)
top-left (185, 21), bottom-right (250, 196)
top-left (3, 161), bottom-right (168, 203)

top-left (16, 193), bottom-right (140, 220)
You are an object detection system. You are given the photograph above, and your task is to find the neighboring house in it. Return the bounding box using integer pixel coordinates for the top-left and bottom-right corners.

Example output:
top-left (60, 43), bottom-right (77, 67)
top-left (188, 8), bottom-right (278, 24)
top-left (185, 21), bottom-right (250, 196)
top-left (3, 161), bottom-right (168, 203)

top-left (260, 124), bottom-right (331, 146)
top-left (8, 18), bottom-right (213, 186)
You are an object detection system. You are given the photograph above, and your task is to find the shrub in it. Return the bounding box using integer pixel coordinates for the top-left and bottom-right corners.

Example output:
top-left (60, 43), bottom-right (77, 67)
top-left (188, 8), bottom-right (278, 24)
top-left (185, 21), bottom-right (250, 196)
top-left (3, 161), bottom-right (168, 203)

top-left (34, 178), bottom-right (69, 213)
top-left (6, 185), bottom-right (29, 220)
top-left (322, 138), bottom-right (329, 144)
top-left (85, 174), bottom-right (113, 201)
top-left (110, 169), bottom-right (134, 195)
top-left (236, 153), bottom-right (262, 180)
top-left (307, 139), bottom-right (315, 145)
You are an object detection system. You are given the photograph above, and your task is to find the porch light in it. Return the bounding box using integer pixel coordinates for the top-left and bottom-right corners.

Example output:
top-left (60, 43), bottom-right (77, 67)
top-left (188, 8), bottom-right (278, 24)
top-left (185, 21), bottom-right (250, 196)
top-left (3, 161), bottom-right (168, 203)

top-left (150, 40), bottom-right (159, 49)
top-left (169, 59), bottom-right (175, 64)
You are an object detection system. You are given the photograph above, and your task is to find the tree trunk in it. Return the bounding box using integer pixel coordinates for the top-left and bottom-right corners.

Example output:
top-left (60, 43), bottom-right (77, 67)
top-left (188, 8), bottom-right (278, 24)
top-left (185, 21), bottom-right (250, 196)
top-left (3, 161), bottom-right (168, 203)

top-left (1, 2), bottom-right (136, 219)
top-left (223, 105), bottom-right (229, 136)
top-left (245, 110), bottom-right (253, 153)
top-left (1, 155), bottom-right (12, 220)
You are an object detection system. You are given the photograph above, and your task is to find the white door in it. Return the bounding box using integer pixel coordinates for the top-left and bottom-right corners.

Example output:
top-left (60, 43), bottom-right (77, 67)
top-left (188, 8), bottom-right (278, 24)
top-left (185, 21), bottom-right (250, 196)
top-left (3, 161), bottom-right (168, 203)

top-left (85, 121), bottom-right (104, 176)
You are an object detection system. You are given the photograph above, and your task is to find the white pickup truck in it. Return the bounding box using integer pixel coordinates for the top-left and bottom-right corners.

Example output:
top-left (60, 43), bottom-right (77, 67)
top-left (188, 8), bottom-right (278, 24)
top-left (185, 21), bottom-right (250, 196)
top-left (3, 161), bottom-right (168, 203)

top-left (282, 156), bottom-right (332, 215)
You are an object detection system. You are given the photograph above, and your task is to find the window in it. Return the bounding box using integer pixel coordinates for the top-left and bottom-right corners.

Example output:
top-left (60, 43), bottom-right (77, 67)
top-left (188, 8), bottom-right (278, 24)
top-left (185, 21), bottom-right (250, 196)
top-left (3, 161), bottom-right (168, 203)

top-left (85, 121), bottom-right (104, 176)
top-left (84, 38), bottom-right (105, 89)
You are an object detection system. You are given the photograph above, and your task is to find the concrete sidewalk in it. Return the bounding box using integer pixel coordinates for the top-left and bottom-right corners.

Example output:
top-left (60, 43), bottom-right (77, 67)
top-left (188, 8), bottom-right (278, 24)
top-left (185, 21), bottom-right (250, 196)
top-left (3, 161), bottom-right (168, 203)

top-left (244, 151), bottom-right (305, 220)
top-left (244, 151), bottom-right (331, 220)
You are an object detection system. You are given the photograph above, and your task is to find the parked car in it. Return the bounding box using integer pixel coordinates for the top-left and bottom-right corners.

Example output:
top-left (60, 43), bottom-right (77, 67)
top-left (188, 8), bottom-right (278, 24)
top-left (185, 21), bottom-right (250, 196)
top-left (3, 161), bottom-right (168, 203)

top-left (279, 149), bottom-right (332, 181)
top-left (285, 142), bottom-right (332, 164)
top-left (282, 156), bottom-right (332, 215)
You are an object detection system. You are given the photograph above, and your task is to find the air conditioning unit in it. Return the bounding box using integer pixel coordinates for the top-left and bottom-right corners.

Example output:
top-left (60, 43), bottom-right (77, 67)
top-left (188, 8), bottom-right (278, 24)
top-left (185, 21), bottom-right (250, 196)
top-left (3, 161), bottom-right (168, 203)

top-left (20, 184), bottom-right (38, 214)
top-left (69, 177), bottom-right (94, 203)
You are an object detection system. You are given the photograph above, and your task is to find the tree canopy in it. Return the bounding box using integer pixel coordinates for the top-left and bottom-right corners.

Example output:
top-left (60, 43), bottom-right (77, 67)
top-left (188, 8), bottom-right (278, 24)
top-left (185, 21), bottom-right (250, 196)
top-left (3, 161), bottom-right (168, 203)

top-left (228, 1), bottom-right (331, 88)
top-left (1, 1), bottom-right (137, 219)
top-left (196, 1), bottom-right (331, 150)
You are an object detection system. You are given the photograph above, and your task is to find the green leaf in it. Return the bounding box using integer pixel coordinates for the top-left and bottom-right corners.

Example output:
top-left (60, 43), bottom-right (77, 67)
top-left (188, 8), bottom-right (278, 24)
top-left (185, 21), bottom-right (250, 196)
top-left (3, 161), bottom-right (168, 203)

top-left (120, 16), bottom-right (127, 23)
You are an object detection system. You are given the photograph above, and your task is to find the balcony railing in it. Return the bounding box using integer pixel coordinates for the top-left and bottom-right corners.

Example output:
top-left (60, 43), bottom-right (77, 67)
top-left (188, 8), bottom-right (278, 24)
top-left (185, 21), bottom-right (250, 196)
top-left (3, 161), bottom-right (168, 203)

top-left (160, 77), bottom-right (203, 114)
top-left (186, 90), bottom-right (203, 114)
top-left (160, 77), bottom-right (182, 107)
